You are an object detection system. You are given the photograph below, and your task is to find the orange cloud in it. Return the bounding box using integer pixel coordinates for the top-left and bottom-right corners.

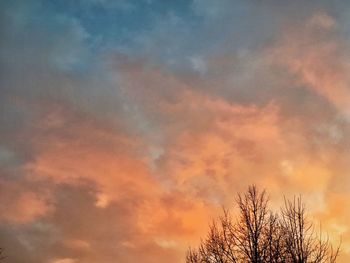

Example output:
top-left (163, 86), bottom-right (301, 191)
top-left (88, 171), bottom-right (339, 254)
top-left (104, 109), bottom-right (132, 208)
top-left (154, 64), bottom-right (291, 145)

top-left (2, 14), bottom-right (350, 260)
top-left (25, 105), bottom-right (159, 202)
top-left (273, 12), bottom-right (350, 116)
top-left (0, 180), bottom-right (52, 223)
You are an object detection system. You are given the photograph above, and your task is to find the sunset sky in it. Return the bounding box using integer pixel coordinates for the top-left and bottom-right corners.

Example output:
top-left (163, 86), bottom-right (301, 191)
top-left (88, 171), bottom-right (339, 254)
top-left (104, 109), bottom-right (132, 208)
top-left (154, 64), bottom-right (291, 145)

top-left (1, 1), bottom-right (350, 262)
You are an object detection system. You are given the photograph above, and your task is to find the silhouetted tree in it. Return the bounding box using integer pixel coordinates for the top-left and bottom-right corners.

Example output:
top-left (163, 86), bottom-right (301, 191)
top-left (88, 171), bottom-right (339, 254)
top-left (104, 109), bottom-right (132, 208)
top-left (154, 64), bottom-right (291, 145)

top-left (280, 197), bottom-right (339, 263)
top-left (186, 185), bottom-right (340, 263)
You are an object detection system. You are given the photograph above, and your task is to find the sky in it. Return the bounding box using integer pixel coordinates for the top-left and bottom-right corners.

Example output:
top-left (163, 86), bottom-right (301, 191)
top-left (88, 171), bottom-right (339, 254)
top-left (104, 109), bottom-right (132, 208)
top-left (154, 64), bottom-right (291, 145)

top-left (1, 0), bottom-right (350, 262)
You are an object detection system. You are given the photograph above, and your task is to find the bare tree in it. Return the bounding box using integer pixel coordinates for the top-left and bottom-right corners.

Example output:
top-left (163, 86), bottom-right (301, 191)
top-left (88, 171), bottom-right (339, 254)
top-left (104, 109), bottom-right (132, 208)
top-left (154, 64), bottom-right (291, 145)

top-left (281, 196), bottom-right (340, 263)
top-left (186, 186), bottom-right (340, 263)
top-left (234, 186), bottom-right (271, 262)
top-left (186, 220), bottom-right (237, 263)
top-left (186, 186), bottom-right (285, 263)
top-left (186, 247), bottom-right (202, 263)
top-left (261, 212), bottom-right (285, 263)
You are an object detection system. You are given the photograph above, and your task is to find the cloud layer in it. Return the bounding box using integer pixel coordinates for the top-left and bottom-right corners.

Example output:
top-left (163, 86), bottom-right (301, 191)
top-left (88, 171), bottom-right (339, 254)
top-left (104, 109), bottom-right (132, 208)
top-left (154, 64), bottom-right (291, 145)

top-left (1, 1), bottom-right (350, 262)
